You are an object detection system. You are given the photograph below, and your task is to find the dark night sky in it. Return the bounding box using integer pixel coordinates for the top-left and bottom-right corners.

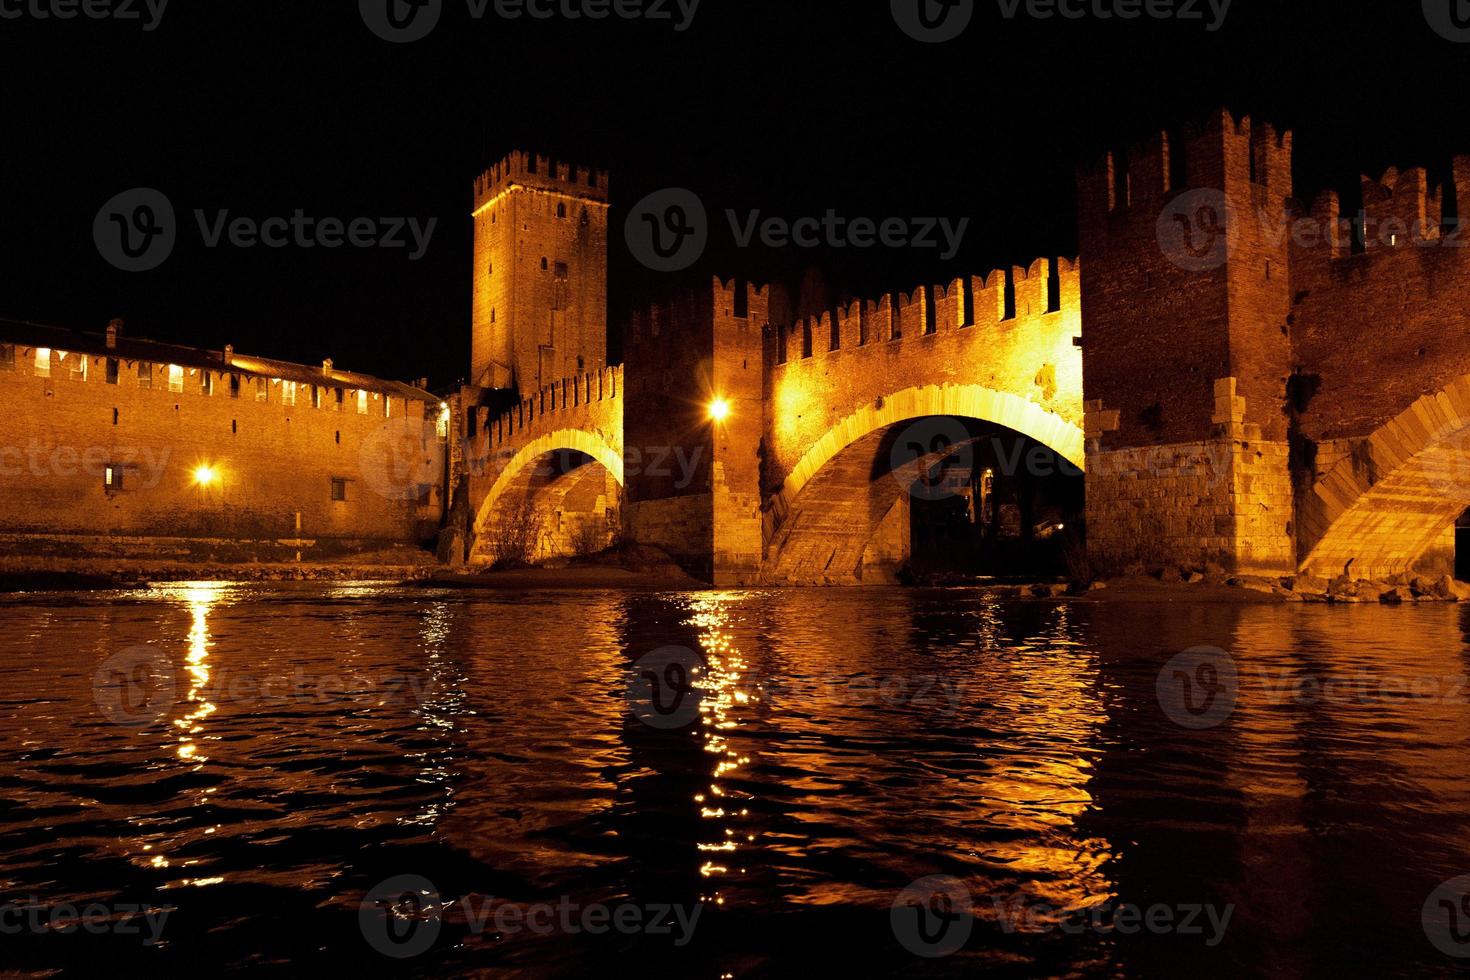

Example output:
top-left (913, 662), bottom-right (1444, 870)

top-left (2, 0), bottom-right (1468, 390)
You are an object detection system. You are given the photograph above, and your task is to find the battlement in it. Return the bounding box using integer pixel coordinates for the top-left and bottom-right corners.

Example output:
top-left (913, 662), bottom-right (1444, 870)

top-left (624, 278), bottom-right (772, 352)
top-left (482, 364), bottom-right (623, 451)
top-left (1077, 109), bottom-right (1292, 216)
top-left (472, 150), bottom-right (610, 213)
top-left (1290, 156), bottom-right (1470, 265)
top-left (771, 257), bottom-right (1080, 367)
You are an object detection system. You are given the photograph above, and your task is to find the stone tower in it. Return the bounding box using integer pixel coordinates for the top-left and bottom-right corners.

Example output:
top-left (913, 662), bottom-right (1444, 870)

top-left (470, 152), bottom-right (609, 396)
top-left (1076, 110), bottom-right (1296, 575)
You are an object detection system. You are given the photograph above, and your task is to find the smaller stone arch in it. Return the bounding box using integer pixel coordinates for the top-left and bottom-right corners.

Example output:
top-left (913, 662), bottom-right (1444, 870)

top-left (470, 428), bottom-right (624, 563)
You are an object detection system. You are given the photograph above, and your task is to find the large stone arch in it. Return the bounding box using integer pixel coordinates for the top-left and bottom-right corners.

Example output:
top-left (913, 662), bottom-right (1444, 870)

top-left (1299, 376), bottom-right (1470, 579)
top-left (470, 428), bottom-right (625, 564)
top-left (764, 383), bottom-right (1086, 584)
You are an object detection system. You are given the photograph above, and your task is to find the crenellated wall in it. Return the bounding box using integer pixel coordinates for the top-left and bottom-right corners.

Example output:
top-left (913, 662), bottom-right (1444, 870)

top-left (764, 259), bottom-right (1084, 506)
top-left (459, 121), bottom-right (1470, 585)
top-left (0, 326), bottom-right (443, 560)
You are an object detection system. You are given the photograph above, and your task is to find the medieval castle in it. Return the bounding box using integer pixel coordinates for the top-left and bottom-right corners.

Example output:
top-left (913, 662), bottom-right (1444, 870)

top-left (5, 109), bottom-right (1469, 584)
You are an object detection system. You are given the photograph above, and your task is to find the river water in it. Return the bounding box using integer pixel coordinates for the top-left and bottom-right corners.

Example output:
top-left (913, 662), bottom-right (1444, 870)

top-left (2, 583), bottom-right (1470, 977)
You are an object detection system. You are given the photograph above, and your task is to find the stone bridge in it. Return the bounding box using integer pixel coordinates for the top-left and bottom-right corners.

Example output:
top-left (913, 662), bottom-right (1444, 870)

top-left (451, 264), bottom-right (1084, 585)
top-left (448, 367), bottom-right (624, 566)
top-left (450, 113), bottom-right (1470, 586)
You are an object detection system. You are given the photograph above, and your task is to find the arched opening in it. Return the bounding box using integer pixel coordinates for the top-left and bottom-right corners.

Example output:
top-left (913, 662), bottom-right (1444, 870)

top-left (767, 416), bottom-right (1084, 585)
top-left (470, 431), bottom-right (625, 567)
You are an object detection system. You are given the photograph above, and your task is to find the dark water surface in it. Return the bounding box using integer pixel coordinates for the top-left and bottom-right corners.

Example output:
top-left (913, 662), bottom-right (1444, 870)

top-left (3, 584), bottom-right (1470, 977)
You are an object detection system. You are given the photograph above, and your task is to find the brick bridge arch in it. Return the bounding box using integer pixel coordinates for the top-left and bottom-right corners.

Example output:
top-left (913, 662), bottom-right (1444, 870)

top-left (1298, 375), bottom-right (1470, 579)
top-left (455, 368), bottom-right (623, 565)
top-left (764, 383), bottom-right (1086, 583)
top-left (759, 260), bottom-right (1085, 584)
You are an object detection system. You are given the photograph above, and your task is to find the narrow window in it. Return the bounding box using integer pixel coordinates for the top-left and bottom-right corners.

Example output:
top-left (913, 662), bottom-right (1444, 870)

top-left (256, 378), bottom-right (268, 403)
top-left (541, 257), bottom-right (549, 271)
top-left (228, 374), bottom-right (241, 398)
top-left (68, 354), bottom-right (87, 382)
top-left (137, 362), bottom-right (151, 388)
top-left (311, 385), bottom-right (322, 409)
top-left (0, 344), bottom-right (13, 371)
top-left (282, 381), bottom-right (296, 406)
top-left (334, 388), bottom-right (344, 411)
top-left (104, 464), bottom-right (122, 490)
top-left (330, 478), bottom-right (347, 502)
top-left (557, 203), bottom-right (567, 219)
top-left (383, 395), bottom-right (392, 419)
top-left (106, 358), bottom-right (119, 384)
top-left (168, 364), bottom-right (184, 393)
top-left (356, 389), bottom-right (368, 415)
top-left (202, 371), bottom-right (213, 395)
top-left (34, 348), bottom-right (51, 378)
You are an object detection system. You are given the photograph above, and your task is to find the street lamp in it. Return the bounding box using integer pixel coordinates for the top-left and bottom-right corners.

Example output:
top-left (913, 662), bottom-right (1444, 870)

top-left (708, 398), bottom-right (731, 423)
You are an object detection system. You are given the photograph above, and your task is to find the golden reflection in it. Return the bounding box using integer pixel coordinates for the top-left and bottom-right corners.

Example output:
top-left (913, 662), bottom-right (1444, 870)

top-left (174, 585), bottom-right (220, 763)
top-left (684, 593), bottom-right (757, 909)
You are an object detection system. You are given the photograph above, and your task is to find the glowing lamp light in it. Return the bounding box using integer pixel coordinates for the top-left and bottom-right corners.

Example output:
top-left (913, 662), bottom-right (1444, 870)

top-left (193, 465), bottom-right (218, 487)
top-left (708, 398), bottom-right (732, 423)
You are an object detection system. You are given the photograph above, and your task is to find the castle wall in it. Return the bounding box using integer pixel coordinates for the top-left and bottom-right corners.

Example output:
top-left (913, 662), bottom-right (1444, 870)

top-left (1290, 161), bottom-right (1470, 446)
top-left (0, 343), bottom-right (441, 558)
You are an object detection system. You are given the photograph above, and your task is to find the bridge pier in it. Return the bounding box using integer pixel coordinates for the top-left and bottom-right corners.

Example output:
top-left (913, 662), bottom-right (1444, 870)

top-left (622, 280), bottom-right (766, 586)
top-left (1077, 112), bottom-right (1297, 576)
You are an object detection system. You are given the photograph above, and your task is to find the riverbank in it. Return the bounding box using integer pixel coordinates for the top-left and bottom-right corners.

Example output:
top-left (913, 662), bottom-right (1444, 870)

top-left (0, 548), bottom-right (439, 592)
top-left (1074, 570), bottom-right (1470, 604)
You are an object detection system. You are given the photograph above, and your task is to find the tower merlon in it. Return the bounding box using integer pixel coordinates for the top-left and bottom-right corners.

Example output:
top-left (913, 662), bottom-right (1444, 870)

top-left (472, 150), bottom-right (610, 214)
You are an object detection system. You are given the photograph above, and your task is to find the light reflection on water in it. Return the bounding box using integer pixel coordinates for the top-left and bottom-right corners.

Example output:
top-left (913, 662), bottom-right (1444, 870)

top-left (0, 584), bottom-right (1469, 975)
